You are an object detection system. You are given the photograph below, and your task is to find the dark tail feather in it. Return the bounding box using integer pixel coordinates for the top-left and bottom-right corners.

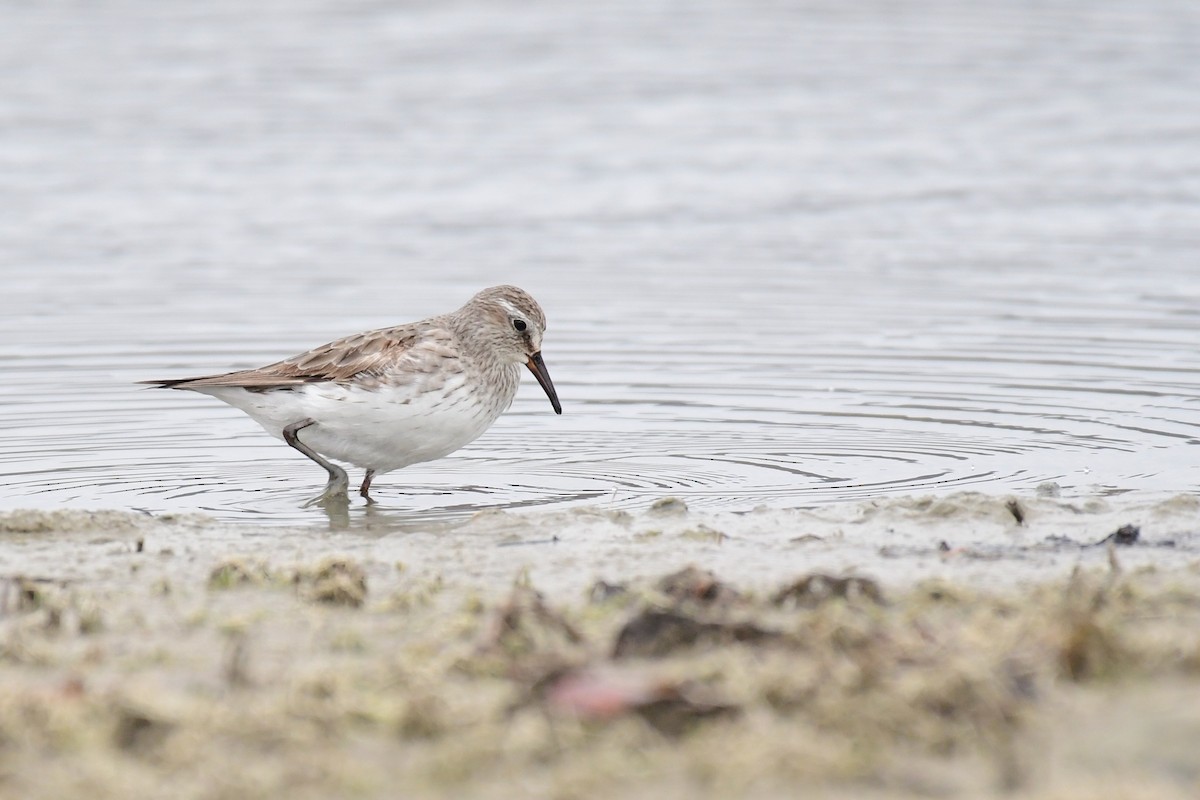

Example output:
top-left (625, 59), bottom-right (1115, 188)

top-left (138, 378), bottom-right (198, 389)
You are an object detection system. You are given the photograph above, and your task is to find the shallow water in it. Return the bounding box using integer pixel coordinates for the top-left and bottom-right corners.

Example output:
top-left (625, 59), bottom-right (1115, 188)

top-left (2, 0), bottom-right (1198, 527)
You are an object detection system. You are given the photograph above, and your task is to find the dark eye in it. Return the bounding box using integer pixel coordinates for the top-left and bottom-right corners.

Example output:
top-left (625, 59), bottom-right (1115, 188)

top-left (512, 319), bottom-right (527, 332)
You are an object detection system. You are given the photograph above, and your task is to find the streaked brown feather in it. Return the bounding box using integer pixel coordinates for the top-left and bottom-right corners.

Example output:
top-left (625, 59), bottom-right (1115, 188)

top-left (142, 323), bottom-right (450, 391)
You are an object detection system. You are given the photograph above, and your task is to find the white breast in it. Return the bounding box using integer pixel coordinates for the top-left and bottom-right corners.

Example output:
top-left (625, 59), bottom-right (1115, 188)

top-left (197, 365), bottom-right (519, 474)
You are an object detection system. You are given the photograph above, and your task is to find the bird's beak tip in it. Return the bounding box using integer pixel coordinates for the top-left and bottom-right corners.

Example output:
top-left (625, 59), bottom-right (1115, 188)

top-left (526, 352), bottom-right (562, 415)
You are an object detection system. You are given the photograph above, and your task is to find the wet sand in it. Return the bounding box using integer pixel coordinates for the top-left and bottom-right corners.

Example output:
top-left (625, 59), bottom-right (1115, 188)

top-left (2, 492), bottom-right (1199, 799)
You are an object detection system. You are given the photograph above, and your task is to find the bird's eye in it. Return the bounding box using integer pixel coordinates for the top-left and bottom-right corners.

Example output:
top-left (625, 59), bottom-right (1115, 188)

top-left (512, 319), bottom-right (528, 332)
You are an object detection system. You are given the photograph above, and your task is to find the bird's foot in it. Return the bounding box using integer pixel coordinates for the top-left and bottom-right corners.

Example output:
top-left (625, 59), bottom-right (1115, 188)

top-left (302, 468), bottom-right (351, 509)
top-left (359, 470), bottom-right (376, 505)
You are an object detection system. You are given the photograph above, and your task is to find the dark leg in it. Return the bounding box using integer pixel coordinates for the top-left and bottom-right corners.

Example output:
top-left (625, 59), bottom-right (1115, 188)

top-left (359, 469), bottom-right (375, 503)
top-left (282, 419), bottom-right (349, 504)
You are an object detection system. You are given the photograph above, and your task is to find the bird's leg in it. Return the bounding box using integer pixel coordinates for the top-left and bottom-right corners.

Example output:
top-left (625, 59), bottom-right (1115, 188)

top-left (359, 469), bottom-right (376, 503)
top-left (283, 419), bottom-right (350, 505)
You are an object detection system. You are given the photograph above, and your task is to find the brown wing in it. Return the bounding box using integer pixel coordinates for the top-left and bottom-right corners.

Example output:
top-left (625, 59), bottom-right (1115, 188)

top-left (142, 322), bottom-right (453, 391)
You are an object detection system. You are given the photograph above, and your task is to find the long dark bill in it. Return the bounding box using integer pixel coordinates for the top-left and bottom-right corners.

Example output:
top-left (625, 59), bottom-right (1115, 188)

top-left (525, 352), bottom-right (563, 415)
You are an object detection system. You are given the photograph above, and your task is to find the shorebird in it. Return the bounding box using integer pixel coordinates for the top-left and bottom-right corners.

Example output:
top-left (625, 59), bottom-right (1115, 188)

top-left (143, 285), bottom-right (561, 505)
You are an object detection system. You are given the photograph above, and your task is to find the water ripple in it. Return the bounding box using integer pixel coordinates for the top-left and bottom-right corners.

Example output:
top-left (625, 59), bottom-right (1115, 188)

top-left (2, 0), bottom-right (1199, 525)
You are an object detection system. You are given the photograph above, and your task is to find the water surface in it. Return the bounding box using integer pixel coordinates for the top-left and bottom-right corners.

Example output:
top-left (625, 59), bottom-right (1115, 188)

top-left (2, 0), bottom-right (1198, 526)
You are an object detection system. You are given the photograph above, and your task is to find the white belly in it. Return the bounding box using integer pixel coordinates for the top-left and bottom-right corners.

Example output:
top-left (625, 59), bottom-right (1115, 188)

top-left (197, 377), bottom-right (514, 474)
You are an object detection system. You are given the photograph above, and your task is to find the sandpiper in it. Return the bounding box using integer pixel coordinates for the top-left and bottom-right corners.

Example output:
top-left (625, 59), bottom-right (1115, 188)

top-left (143, 285), bottom-right (562, 504)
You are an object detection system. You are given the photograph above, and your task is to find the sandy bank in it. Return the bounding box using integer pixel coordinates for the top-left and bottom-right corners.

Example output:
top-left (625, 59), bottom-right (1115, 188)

top-left (1, 492), bottom-right (1198, 799)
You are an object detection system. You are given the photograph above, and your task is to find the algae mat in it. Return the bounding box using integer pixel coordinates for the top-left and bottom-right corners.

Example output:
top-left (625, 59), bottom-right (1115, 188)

top-left (1, 494), bottom-right (1199, 799)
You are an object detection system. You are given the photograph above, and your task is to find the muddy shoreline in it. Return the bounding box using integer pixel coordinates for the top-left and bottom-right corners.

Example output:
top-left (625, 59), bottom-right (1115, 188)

top-left (2, 492), bottom-right (1199, 799)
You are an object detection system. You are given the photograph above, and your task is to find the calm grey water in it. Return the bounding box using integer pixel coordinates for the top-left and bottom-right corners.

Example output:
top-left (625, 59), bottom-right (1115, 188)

top-left (2, 1), bottom-right (1198, 526)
